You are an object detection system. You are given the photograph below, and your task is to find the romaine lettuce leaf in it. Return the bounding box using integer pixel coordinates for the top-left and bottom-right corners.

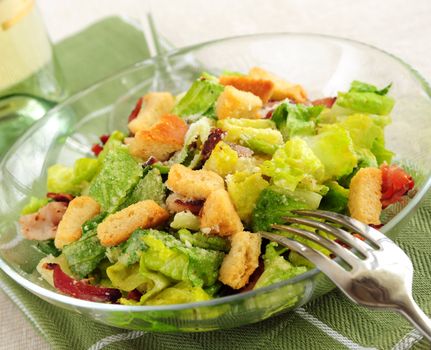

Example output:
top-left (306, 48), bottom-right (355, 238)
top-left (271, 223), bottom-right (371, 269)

top-left (305, 124), bottom-right (358, 180)
top-left (217, 118), bottom-right (283, 155)
top-left (272, 102), bottom-right (323, 140)
top-left (62, 228), bottom-right (106, 279)
top-left (319, 181), bottom-right (349, 213)
top-left (72, 158), bottom-right (99, 185)
top-left (349, 80), bottom-right (392, 95)
top-left (120, 168), bottom-right (166, 208)
top-left (173, 78), bottom-right (224, 118)
top-left (251, 186), bottom-right (320, 232)
top-left (139, 230), bottom-right (225, 287)
top-left (21, 197), bottom-right (49, 215)
top-left (203, 141), bottom-right (238, 177)
top-left (88, 147), bottom-right (143, 212)
top-left (47, 164), bottom-right (81, 195)
top-left (226, 172), bottom-right (269, 223)
top-left (176, 229), bottom-right (230, 252)
top-left (254, 242), bottom-right (307, 289)
top-left (145, 281), bottom-right (211, 305)
top-left (336, 91), bottom-right (394, 116)
top-left (105, 229), bottom-right (148, 266)
top-left (260, 138), bottom-right (325, 192)
top-left (116, 265), bottom-right (172, 305)
top-left (170, 211), bottom-right (201, 231)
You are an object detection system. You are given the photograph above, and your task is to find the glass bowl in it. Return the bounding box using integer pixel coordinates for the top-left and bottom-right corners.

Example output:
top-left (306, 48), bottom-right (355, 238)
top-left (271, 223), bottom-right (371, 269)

top-left (1, 33), bottom-right (430, 332)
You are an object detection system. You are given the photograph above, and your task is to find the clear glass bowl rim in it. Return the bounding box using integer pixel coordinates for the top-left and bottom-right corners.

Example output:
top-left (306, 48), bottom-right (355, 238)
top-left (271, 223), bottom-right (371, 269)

top-left (1, 32), bottom-right (430, 313)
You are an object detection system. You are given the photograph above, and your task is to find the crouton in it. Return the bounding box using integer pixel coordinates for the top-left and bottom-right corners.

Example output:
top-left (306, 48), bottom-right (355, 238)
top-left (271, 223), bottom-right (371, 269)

top-left (219, 231), bottom-right (261, 289)
top-left (55, 196), bottom-right (100, 249)
top-left (128, 114), bottom-right (188, 161)
top-left (128, 92), bottom-right (175, 134)
top-left (219, 75), bottom-right (274, 104)
top-left (348, 167), bottom-right (382, 225)
top-left (200, 189), bottom-right (243, 236)
top-left (248, 67), bottom-right (308, 103)
top-left (97, 200), bottom-right (169, 247)
top-left (216, 86), bottom-right (262, 120)
top-left (166, 164), bottom-right (225, 200)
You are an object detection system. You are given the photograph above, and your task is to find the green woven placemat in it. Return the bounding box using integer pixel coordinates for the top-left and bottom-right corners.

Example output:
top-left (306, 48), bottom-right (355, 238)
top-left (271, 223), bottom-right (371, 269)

top-left (0, 16), bottom-right (430, 350)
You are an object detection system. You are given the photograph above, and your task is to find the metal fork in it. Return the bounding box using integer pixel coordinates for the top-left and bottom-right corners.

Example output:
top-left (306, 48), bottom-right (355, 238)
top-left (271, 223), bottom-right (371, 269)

top-left (259, 209), bottom-right (431, 342)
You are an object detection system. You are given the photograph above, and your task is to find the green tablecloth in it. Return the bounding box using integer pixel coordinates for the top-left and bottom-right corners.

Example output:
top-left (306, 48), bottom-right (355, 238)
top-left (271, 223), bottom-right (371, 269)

top-left (0, 17), bottom-right (430, 350)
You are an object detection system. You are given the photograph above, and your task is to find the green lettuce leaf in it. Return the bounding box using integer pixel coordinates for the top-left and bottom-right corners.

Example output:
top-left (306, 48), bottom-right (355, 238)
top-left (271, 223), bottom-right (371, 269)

top-left (254, 242), bottom-right (307, 289)
top-left (305, 124), bottom-right (358, 180)
top-left (116, 265), bottom-right (172, 305)
top-left (217, 118), bottom-right (283, 155)
top-left (319, 181), bottom-right (349, 213)
top-left (62, 228), bottom-right (105, 279)
top-left (272, 102), bottom-right (323, 140)
top-left (336, 87), bottom-right (395, 115)
top-left (21, 197), bottom-right (49, 215)
top-left (349, 80), bottom-right (392, 95)
top-left (72, 158), bottom-right (99, 185)
top-left (96, 130), bottom-right (125, 164)
top-left (226, 172), bottom-right (269, 223)
top-left (173, 78), bottom-right (224, 118)
top-left (145, 281), bottom-right (211, 305)
top-left (120, 168), bottom-right (166, 208)
top-left (203, 141), bottom-right (238, 177)
top-left (170, 211), bottom-right (201, 231)
top-left (105, 229), bottom-right (148, 266)
top-left (251, 186), bottom-right (321, 232)
top-left (47, 164), bottom-right (81, 195)
top-left (176, 229), bottom-right (230, 252)
top-left (260, 138), bottom-right (325, 192)
top-left (88, 147), bottom-right (143, 212)
top-left (140, 230), bottom-right (225, 287)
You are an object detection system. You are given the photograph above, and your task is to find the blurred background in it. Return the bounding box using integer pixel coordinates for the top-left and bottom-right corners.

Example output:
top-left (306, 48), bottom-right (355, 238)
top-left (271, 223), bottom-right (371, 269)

top-left (1, 0), bottom-right (430, 349)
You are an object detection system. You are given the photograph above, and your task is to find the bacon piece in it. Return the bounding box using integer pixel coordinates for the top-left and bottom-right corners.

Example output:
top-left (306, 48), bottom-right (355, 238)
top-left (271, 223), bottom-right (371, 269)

top-left (127, 289), bottom-right (143, 302)
top-left (311, 97), bottom-right (336, 108)
top-left (47, 192), bottom-right (74, 203)
top-left (45, 263), bottom-right (121, 303)
top-left (200, 128), bottom-right (225, 162)
top-left (99, 134), bottom-right (110, 144)
top-left (19, 202), bottom-right (68, 240)
top-left (166, 193), bottom-right (204, 215)
top-left (91, 143), bottom-right (103, 156)
top-left (380, 163), bottom-right (414, 209)
top-left (128, 97), bottom-right (143, 123)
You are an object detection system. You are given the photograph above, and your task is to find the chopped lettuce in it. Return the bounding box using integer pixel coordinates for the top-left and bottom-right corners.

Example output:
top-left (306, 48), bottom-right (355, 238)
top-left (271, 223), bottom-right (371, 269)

top-left (47, 164), bottom-right (81, 195)
top-left (203, 141), bottom-right (238, 177)
top-left (319, 181), bottom-right (349, 213)
top-left (226, 172), bottom-right (269, 223)
top-left (21, 196), bottom-right (49, 215)
top-left (176, 229), bottom-right (230, 252)
top-left (217, 118), bottom-right (283, 155)
top-left (170, 211), bottom-right (201, 231)
top-left (97, 130), bottom-right (125, 164)
top-left (62, 228), bottom-right (105, 279)
top-left (272, 102), bottom-right (323, 140)
top-left (116, 265), bottom-right (172, 305)
top-left (251, 186), bottom-right (320, 232)
top-left (35, 239), bottom-right (61, 257)
top-left (336, 80), bottom-right (395, 116)
top-left (145, 281), bottom-right (211, 305)
top-left (72, 158), bottom-right (99, 185)
top-left (120, 168), bottom-right (166, 208)
top-left (305, 124), bottom-right (358, 180)
top-left (106, 229), bottom-right (148, 266)
top-left (260, 138), bottom-right (325, 193)
top-left (173, 78), bottom-right (224, 118)
top-left (139, 230), bottom-right (225, 287)
top-left (169, 117), bottom-right (215, 167)
top-left (88, 147), bottom-right (143, 212)
top-left (254, 242), bottom-right (307, 289)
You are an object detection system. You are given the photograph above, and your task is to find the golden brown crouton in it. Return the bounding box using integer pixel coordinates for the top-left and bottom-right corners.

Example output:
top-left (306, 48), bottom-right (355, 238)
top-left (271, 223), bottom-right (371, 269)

top-left (216, 86), bottom-right (262, 120)
top-left (166, 164), bottom-right (225, 200)
top-left (219, 75), bottom-right (274, 104)
top-left (248, 67), bottom-right (308, 103)
top-left (348, 167), bottom-right (382, 225)
top-left (128, 114), bottom-right (188, 161)
top-left (218, 231), bottom-right (261, 289)
top-left (97, 200), bottom-right (169, 247)
top-left (200, 189), bottom-right (243, 236)
top-left (128, 92), bottom-right (175, 134)
top-left (55, 196), bottom-right (100, 249)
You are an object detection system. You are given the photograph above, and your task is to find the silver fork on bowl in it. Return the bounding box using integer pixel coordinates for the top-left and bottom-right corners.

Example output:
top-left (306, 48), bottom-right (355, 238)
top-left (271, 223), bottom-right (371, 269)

top-left (259, 210), bottom-right (431, 342)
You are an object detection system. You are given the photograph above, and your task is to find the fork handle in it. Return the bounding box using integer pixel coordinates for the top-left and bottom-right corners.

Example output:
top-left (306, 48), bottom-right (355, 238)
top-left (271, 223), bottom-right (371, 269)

top-left (398, 297), bottom-right (431, 342)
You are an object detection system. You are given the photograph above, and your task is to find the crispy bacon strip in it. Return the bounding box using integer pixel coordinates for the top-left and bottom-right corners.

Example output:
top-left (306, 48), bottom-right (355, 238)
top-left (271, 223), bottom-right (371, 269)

top-left (47, 192), bottom-right (74, 203)
top-left (166, 193), bottom-right (204, 215)
top-left (128, 97), bottom-right (143, 123)
top-left (201, 128), bottom-right (226, 162)
top-left (380, 163), bottom-right (414, 209)
top-left (45, 263), bottom-right (121, 303)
